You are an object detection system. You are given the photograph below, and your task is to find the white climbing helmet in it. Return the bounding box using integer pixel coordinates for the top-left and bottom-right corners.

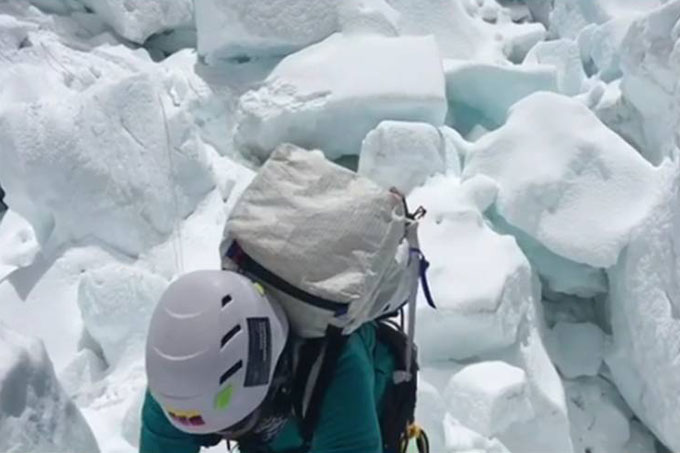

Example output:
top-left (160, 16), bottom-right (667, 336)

top-left (146, 270), bottom-right (289, 435)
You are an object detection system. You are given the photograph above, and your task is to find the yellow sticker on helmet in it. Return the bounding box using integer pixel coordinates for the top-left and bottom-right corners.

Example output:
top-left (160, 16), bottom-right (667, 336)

top-left (215, 384), bottom-right (234, 411)
top-left (253, 282), bottom-right (265, 296)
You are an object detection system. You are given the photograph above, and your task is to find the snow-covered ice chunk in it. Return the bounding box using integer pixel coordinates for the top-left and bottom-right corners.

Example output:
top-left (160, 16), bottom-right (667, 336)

top-left (524, 39), bottom-right (587, 96)
top-left (593, 80), bottom-right (647, 160)
top-left (580, 17), bottom-right (637, 83)
top-left (624, 421), bottom-right (658, 453)
top-left (155, 49), bottom-right (243, 160)
top-left (0, 12), bottom-right (152, 99)
top-left (416, 378), bottom-right (448, 453)
top-left (77, 264), bottom-right (167, 367)
top-left (445, 59), bottom-right (558, 127)
top-left (78, 0), bottom-right (193, 43)
top-left (442, 413), bottom-right (510, 453)
top-left (0, 210), bottom-right (39, 282)
top-left (547, 322), bottom-right (605, 379)
top-left (388, 0), bottom-right (544, 62)
top-left (195, 0), bottom-right (399, 63)
top-left (444, 361), bottom-right (534, 437)
top-left (0, 72), bottom-right (214, 255)
top-left (565, 377), bottom-right (654, 453)
top-left (358, 121), bottom-right (446, 194)
top-left (121, 388), bottom-right (145, 448)
top-left (418, 280), bottom-right (573, 453)
top-left (236, 34), bottom-right (447, 160)
top-left (463, 92), bottom-right (662, 268)
top-left (492, 215), bottom-right (608, 298)
top-left (59, 348), bottom-right (107, 406)
top-left (0, 11), bottom-right (38, 53)
top-left (618, 1), bottom-right (680, 164)
top-left (388, 0), bottom-right (493, 60)
top-left (605, 162), bottom-right (680, 452)
top-left (410, 174), bottom-right (533, 361)
top-left (550, 0), bottom-right (664, 39)
top-left (336, 0), bottom-right (400, 36)
top-left (0, 323), bottom-right (99, 453)
top-left (498, 309), bottom-right (574, 453)
top-left (439, 127), bottom-right (464, 176)
top-left (0, 244), bottom-right (124, 373)
top-left (27, 0), bottom-right (84, 14)
top-left (526, 0), bottom-right (552, 27)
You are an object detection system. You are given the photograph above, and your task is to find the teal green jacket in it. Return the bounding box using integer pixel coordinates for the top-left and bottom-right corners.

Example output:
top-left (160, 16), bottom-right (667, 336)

top-left (140, 323), bottom-right (396, 453)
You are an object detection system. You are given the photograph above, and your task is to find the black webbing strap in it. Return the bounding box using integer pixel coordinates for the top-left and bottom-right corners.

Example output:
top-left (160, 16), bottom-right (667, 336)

top-left (291, 339), bottom-right (323, 422)
top-left (375, 321), bottom-right (418, 453)
top-left (300, 325), bottom-right (348, 445)
top-left (226, 241), bottom-right (348, 316)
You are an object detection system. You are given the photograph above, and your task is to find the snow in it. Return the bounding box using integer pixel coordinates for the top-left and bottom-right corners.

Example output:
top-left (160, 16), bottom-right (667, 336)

top-left (0, 323), bottom-right (100, 453)
top-left (0, 11), bottom-right (236, 257)
top-left (78, 0), bottom-right (193, 44)
top-left (235, 34), bottom-right (447, 160)
top-left (444, 361), bottom-right (534, 437)
top-left (387, 0), bottom-right (545, 62)
top-left (120, 389), bottom-right (145, 449)
top-left (442, 414), bottom-right (510, 453)
top-left (0, 210), bottom-right (39, 282)
top-left (444, 59), bottom-right (558, 127)
top-left (547, 322), bottom-right (605, 379)
top-left (410, 174), bottom-right (532, 361)
top-left (77, 265), bottom-right (168, 367)
top-left (497, 304), bottom-right (573, 453)
top-left (580, 18), bottom-right (634, 82)
top-left (358, 121), bottom-right (446, 194)
top-left (564, 377), bottom-right (656, 453)
top-left (194, 0), bottom-right (399, 63)
top-left (523, 39), bottom-right (587, 96)
top-left (463, 91), bottom-right (663, 268)
top-left (415, 378), bottom-right (448, 453)
top-left (526, 0), bottom-right (551, 27)
top-left (617, 0), bottom-right (680, 164)
top-left (419, 296), bottom-right (574, 453)
top-left (59, 349), bottom-right (107, 405)
top-left (0, 248), bottom-right (109, 374)
top-left (550, 0), bottom-right (664, 40)
top-left (492, 215), bottom-right (608, 298)
top-left (0, 72), bottom-right (213, 255)
top-left (27, 0), bottom-right (84, 15)
top-left (605, 162), bottom-right (680, 451)
top-left (407, 171), bottom-right (573, 451)
top-left (1, 1), bottom-right (680, 452)
top-left (439, 126), bottom-right (464, 176)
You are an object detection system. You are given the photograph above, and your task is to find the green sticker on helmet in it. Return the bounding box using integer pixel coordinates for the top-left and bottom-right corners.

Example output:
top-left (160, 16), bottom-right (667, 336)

top-left (215, 385), bottom-right (234, 411)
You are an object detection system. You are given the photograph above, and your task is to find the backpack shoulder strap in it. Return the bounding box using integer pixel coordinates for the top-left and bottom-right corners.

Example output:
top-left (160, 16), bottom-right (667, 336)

top-left (375, 320), bottom-right (419, 453)
top-left (292, 326), bottom-right (348, 446)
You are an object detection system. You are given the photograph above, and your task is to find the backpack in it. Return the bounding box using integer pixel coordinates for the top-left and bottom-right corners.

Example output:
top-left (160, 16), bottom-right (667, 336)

top-left (220, 144), bottom-right (434, 452)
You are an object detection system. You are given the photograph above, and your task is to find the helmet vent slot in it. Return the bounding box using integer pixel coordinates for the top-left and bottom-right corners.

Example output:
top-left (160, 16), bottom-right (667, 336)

top-left (219, 360), bottom-right (243, 385)
top-left (221, 294), bottom-right (233, 308)
top-left (220, 325), bottom-right (242, 349)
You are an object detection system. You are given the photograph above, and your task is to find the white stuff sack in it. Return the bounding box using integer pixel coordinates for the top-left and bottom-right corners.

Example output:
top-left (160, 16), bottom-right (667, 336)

top-left (221, 144), bottom-right (416, 338)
